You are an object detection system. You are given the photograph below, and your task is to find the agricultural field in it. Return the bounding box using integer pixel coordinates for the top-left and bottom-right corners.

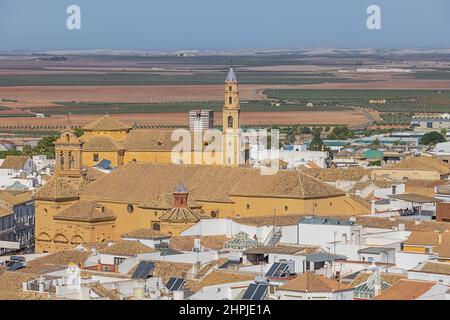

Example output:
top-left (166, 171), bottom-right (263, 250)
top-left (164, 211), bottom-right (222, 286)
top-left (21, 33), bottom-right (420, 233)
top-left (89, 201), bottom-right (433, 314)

top-left (264, 89), bottom-right (450, 125)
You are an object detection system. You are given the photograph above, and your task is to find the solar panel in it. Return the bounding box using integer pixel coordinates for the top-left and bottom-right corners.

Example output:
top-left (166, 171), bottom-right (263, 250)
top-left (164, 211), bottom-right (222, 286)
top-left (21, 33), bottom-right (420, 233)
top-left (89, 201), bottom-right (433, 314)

top-left (242, 283), bottom-right (258, 300)
top-left (265, 263), bottom-right (279, 277)
top-left (166, 277), bottom-right (185, 291)
top-left (7, 262), bottom-right (24, 271)
top-left (242, 283), bottom-right (267, 300)
top-left (131, 261), bottom-right (155, 279)
top-left (252, 284), bottom-right (268, 300)
top-left (96, 159), bottom-right (112, 169)
top-left (265, 262), bottom-right (289, 278)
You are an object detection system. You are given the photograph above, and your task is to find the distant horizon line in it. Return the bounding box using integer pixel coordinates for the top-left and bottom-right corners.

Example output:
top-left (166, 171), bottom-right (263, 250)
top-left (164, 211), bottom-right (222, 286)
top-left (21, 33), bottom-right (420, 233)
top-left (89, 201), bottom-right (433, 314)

top-left (2, 47), bottom-right (450, 56)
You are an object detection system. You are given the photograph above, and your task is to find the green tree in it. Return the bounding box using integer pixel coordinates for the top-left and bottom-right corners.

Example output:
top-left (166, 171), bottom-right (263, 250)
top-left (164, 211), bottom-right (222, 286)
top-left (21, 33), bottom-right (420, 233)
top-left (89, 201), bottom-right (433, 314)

top-left (35, 135), bottom-right (58, 158)
top-left (299, 127), bottom-right (311, 135)
top-left (22, 145), bottom-right (34, 156)
top-left (421, 131), bottom-right (446, 145)
top-left (328, 126), bottom-right (353, 140)
top-left (370, 138), bottom-right (381, 149)
top-left (74, 127), bottom-right (84, 138)
top-left (440, 128), bottom-right (447, 136)
top-left (309, 129), bottom-right (324, 151)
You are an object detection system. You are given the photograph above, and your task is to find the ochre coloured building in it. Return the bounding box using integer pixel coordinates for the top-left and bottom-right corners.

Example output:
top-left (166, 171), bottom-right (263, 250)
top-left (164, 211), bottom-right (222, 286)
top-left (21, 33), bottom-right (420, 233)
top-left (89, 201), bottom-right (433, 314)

top-left (34, 69), bottom-right (370, 253)
top-left (81, 67), bottom-right (246, 168)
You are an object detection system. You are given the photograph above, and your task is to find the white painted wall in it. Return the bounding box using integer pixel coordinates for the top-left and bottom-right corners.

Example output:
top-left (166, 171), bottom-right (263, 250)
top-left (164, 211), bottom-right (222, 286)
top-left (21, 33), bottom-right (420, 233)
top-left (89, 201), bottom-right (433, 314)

top-left (394, 252), bottom-right (435, 270)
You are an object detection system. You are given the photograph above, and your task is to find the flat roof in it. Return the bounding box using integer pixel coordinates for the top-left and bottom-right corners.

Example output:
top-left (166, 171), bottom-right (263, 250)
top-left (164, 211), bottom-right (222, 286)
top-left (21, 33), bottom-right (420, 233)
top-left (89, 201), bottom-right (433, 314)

top-left (389, 193), bottom-right (443, 204)
top-left (244, 245), bottom-right (319, 256)
top-left (357, 247), bottom-right (396, 255)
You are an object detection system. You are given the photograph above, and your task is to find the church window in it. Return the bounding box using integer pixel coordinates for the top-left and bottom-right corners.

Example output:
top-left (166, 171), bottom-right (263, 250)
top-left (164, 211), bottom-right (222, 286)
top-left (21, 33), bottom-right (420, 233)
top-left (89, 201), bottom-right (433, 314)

top-left (229, 86), bottom-right (232, 92)
top-left (68, 151), bottom-right (72, 169)
top-left (285, 206), bottom-right (288, 211)
top-left (59, 151), bottom-right (64, 166)
top-left (93, 154), bottom-right (99, 162)
top-left (152, 223), bottom-right (160, 231)
top-left (210, 211), bottom-right (217, 218)
top-left (228, 96), bottom-right (233, 105)
top-left (66, 134), bottom-right (70, 142)
top-left (246, 204), bottom-right (250, 210)
top-left (227, 115), bottom-right (233, 128)
top-left (127, 204), bottom-right (134, 213)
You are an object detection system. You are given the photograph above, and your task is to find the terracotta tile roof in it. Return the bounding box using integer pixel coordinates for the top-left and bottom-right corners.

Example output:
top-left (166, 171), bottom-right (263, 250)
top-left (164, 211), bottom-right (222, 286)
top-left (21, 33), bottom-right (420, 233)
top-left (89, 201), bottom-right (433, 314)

top-left (405, 179), bottom-right (447, 188)
top-left (53, 200), bottom-right (116, 223)
top-left (404, 231), bottom-right (450, 246)
top-left (245, 245), bottom-right (319, 255)
top-left (348, 195), bottom-right (371, 211)
top-left (375, 279), bottom-right (436, 300)
top-left (0, 205), bottom-right (12, 217)
top-left (81, 162), bottom-right (347, 205)
top-left (433, 244), bottom-right (450, 258)
top-left (0, 155), bottom-right (30, 170)
top-left (84, 167), bottom-right (107, 182)
top-left (0, 271), bottom-right (54, 300)
top-left (140, 191), bottom-right (201, 210)
top-left (87, 282), bottom-right (120, 300)
top-left (121, 130), bottom-right (215, 152)
top-left (82, 136), bottom-right (124, 151)
top-left (414, 261), bottom-right (450, 275)
top-left (83, 115), bottom-right (132, 131)
top-left (34, 176), bottom-right (87, 201)
top-left (350, 272), bottom-right (405, 287)
top-left (351, 216), bottom-right (450, 232)
top-left (186, 271), bottom-right (255, 292)
top-left (121, 229), bottom-right (171, 240)
top-left (127, 260), bottom-right (193, 282)
top-left (22, 250), bottom-right (91, 274)
top-left (169, 235), bottom-right (230, 251)
top-left (349, 181), bottom-right (393, 194)
top-left (0, 190), bottom-right (32, 206)
top-left (278, 272), bottom-right (353, 293)
top-left (383, 156), bottom-right (450, 174)
top-left (99, 240), bottom-right (157, 256)
top-left (303, 168), bottom-right (371, 182)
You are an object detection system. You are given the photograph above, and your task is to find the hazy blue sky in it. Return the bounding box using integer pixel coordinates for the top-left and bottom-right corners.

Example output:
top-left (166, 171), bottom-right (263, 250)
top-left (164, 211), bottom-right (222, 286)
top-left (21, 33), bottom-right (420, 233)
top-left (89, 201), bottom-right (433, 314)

top-left (0, 0), bottom-right (449, 51)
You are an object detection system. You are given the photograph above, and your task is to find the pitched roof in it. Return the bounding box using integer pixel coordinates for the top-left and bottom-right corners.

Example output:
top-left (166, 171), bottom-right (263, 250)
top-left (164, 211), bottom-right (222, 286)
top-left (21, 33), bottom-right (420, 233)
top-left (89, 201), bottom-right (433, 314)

top-left (81, 162), bottom-right (347, 205)
top-left (82, 136), bottom-right (124, 151)
top-left (83, 115), bottom-right (132, 131)
top-left (53, 200), bottom-right (116, 223)
top-left (351, 216), bottom-right (450, 232)
top-left (278, 272), bottom-right (353, 293)
top-left (413, 261), bottom-right (450, 275)
top-left (127, 260), bottom-right (193, 282)
top-left (375, 279), bottom-right (436, 300)
top-left (87, 282), bottom-right (120, 300)
top-left (169, 235), bottom-right (230, 251)
top-left (0, 155), bottom-right (29, 170)
top-left (186, 271), bottom-right (254, 292)
top-left (383, 156), bottom-right (450, 174)
top-left (0, 271), bottom-right (54, 300)
top-left (232, 214), bottom-right (306, 226)
top-left (159, 207), bottom-right (201, 223)
top-left (302, 168), bottom-right (371, 182)
top-left (404, 231), bottom-right (450, 246)
top-left (34, 176), bottom-right (86, 201)
top-left (225, 67), bottom-right (237, 82)
top-left (99, 240), bottom-right (157, 256)
top-left (22, 250), bottom-right (91, 274)
top-left (244, 245), bottom-right (319, 255)
top-left (0, 190), bottom-right (32, 206)
top-left (121, 229), bottom-right (171, 240)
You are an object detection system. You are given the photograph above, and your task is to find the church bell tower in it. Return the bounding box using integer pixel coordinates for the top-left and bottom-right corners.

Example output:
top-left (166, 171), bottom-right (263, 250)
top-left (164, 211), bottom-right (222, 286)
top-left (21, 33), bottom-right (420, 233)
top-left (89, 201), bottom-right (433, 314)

top-left (54, 129), bottom-right (83, 178)
top-left (222, 67), bottom-right (241, 166)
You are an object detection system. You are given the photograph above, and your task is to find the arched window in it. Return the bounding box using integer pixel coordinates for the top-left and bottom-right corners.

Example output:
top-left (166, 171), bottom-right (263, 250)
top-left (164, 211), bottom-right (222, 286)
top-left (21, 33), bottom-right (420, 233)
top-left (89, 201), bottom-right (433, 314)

top-left (68, 151), bottom-right (72, 169)
top-left (66, 134), bottom-right (70, 142)
top-left (227, 115), bottom-right (233, 128)
top-left (228, 96), bottom-right (233, 105)
top-left (229, 86), bottom-right (232, 92)
top-left (59, 151), bottom-right (64, 166)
